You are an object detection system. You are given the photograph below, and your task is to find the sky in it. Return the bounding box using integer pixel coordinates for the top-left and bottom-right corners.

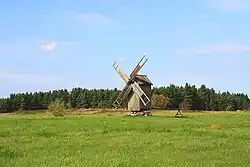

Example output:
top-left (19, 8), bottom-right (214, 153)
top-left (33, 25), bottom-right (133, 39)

top-left (0, 0), bottom-right (250, 97)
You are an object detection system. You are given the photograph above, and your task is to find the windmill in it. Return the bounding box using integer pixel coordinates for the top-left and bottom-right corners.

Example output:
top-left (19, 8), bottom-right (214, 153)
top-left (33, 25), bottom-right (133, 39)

top-left (112, 55), bottom-right (153, 115)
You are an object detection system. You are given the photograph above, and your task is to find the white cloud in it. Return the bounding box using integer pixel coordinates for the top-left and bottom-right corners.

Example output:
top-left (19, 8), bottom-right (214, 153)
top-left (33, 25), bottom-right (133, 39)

top-left (184, 42), bottom-right (250, 55)
top-left (40, 41), bottom-right (58, 52)
top-left (0, 69), bottom-right (79, 96)
top-left (199, 13), bottom-right (217, 26)
top-left (200, 13), bottom-right (210, 19)
top-left (0, 69), bottom-right (58, 84)
top-left (118, 57), bottom-right (126, 63)
top-left (74, 13), bottom-right (114, 26)
top-left (151, 70), bottom-right (249, 95)
top-left (164, 31), bottom-right (192, 41)
top-left (207, 0), bottom-right (250, 11)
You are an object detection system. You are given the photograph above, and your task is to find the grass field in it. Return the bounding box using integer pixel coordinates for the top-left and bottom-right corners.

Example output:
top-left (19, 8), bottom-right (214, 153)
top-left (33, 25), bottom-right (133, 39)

top-left (1, 111), bottom-right (250, 167)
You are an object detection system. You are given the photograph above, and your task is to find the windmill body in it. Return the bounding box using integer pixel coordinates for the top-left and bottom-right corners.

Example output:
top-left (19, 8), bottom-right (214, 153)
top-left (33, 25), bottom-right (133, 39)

top-left (127, 75), bottom-right (152, 111)
top-left (112, 55), bottom-right (153, 115)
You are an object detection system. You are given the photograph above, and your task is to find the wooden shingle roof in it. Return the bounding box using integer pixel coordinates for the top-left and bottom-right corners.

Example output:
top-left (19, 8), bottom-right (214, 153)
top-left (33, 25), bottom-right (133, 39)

top-left (134, 75), bottom-right (153, 85)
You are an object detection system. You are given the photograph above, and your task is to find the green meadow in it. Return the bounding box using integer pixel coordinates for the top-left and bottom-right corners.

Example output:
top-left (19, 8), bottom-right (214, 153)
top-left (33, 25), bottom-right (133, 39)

top-left (1, 111), bottom-right (250, 167)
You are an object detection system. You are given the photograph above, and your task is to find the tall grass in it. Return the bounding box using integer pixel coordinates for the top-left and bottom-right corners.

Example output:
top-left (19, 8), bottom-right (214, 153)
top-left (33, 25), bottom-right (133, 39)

top-left (1, 112), bottom-right (250, 166)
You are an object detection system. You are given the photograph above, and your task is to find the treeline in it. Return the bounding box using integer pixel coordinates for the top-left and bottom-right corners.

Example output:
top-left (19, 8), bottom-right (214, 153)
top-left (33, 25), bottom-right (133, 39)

top-left (154, 83), bottom-right (250, 111)
top-left (0, 83), bottom-right (249, 113)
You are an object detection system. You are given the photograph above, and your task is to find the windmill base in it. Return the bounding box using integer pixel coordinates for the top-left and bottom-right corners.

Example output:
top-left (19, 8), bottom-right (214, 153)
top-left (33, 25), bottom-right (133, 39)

top-left (128, 110), bottom-right (152, 116)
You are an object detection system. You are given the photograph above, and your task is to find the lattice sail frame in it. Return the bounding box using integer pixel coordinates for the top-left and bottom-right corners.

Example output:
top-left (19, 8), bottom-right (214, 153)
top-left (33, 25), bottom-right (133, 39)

top-left (112, 55), bottom-right (151, 108)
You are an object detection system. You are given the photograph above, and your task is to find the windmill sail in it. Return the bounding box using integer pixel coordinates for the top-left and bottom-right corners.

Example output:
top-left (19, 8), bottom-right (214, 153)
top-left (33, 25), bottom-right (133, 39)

top-left (113, 61), bottom-right (129, 83)
top-left (130, 82), bottom-right (150, 106)
top-left (112, 54), bottom-right (152, 112)
top-left (113, 84), bottom-right (132, 108)
top-left (129, 55), bottom-right (148, 78)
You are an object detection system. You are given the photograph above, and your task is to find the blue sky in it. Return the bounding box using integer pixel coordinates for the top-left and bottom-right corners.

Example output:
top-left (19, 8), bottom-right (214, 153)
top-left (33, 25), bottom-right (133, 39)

top-left (0, 0), bottom-right (250, 97)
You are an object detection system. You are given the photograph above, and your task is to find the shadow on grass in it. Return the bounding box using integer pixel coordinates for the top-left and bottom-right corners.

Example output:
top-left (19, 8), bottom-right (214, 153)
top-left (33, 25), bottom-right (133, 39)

top-left (0, 146), bottom-right (22, 159)
top-left (14, 110), bottom-right (47, 115)
top-left (37, 130), bottom-right (58, 138)
top-left (101, 126), bottom-right (173, 134)
top-left (0, 131), bottom-right (10, 138)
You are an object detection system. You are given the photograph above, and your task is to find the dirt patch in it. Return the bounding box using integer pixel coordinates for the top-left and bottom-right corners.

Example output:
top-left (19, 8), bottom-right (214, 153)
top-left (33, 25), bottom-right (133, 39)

top-left (210, 123), bottom-right (221, 130)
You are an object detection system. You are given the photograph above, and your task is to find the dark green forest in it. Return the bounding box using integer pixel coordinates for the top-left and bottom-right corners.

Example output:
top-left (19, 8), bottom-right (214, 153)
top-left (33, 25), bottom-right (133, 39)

top-left (0, 83), bottom-right (249, 113)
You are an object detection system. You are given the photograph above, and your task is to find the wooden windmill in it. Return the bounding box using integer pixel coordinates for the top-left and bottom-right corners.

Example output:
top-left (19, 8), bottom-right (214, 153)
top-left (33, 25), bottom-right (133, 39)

top-left (112, 55), bottom-right (153, 115)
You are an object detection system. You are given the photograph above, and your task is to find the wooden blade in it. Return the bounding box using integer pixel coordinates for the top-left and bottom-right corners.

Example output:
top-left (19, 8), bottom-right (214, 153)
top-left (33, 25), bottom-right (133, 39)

top-left (113, 61), bottom-right (130, 83)
top-left (130, 55), bottom-right (148, 78)
top-left (130, 82), bottom-right (150, 106)
top-left (113, 84), bottom-right (132, 108)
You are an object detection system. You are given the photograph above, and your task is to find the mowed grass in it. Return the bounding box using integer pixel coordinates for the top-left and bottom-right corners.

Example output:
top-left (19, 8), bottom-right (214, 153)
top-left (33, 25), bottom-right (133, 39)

top-left (1, 111), bottom-right (250, 167)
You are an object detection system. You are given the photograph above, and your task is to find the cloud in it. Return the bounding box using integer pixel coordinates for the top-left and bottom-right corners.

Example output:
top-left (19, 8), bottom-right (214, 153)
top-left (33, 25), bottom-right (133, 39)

top-left (207, 0), bottom-right (250, 11)
top-left (0, 69), bottom-right (58, 84)
top-left (183, 42), bottom-right (250, 55)
top-left (40, 42), bottom-right (58, 52)
top-left (0, 69), bottom-right (71, 97)
top-left (199, 13), bottom-right (217, 26)
top-left (118, 57), bottom-right (126, 63)
top-left (0, 69), bottom-right (80, 96)
top-left (151, 69), bottom-right (249, 95)
top-left (164, 31), bottom-right (192, 41)
top-left (74, 13), bottom-right (114, 26)
top-left (200, 13), bottom-right (210, 19)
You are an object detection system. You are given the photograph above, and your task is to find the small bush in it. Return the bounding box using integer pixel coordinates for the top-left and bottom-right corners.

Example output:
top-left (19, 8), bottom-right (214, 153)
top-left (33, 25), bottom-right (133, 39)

top-left (48, 98), bottom-right (66, 117)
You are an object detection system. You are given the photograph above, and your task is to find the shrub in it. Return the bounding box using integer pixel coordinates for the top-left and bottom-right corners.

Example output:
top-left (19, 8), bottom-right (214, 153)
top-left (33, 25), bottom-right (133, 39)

top-left (48, 98), bottom-right (66, 117)
top-left (152, 94), bottom-right (170, 108)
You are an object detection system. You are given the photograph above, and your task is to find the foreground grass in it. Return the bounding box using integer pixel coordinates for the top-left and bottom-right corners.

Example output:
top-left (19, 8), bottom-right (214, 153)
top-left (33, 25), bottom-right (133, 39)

top-left (1, 112), bottom-right (250, 167)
